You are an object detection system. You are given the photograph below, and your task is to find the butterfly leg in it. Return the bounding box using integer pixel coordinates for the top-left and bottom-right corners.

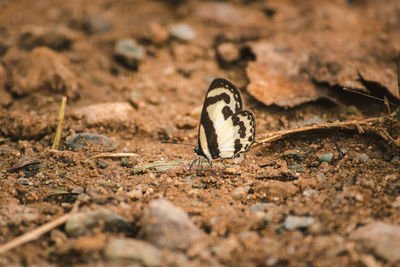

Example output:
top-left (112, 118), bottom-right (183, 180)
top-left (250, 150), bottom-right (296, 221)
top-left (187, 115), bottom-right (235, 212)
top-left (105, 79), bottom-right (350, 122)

top-left (207, 158), bottom-right (213, 172)
top-left (221, 159), bottom-right (226, 167)
top-left (189, 158), bottom-right (199, 170)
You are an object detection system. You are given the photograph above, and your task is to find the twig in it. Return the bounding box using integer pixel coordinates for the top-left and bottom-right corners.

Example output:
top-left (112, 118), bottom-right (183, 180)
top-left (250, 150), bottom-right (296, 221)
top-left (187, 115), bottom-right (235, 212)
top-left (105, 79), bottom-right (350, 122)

top-left (0, 201), bottom-right (79, 254)
top-left (52, 96), bottom-right (67, 150)
top-left (85, 152), bottom-right (139, 162)
top-left (254, 117), bottom-right (399, 148)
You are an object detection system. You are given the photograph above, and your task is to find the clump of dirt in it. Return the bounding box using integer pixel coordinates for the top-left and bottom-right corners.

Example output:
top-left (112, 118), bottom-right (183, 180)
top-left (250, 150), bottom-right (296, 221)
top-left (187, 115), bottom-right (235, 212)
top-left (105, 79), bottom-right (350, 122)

top-left (0, 0), bottom-right (400, 266)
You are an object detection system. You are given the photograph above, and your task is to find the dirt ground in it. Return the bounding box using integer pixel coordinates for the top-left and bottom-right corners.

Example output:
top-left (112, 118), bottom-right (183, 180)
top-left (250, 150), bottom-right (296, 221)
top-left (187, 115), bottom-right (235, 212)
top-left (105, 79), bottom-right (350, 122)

top-left (1, 0), bottom-right (400, 266)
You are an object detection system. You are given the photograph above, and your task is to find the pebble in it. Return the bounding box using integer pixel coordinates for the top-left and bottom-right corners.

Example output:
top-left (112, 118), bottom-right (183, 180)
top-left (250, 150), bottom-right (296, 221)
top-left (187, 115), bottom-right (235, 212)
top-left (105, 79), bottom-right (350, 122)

top-left (392, 196), bottom-right (400, 208)
top-left (319, 153), bottom-right (333, 163)
top-left (224, 167), bottom-right (240, 175)
top-left (139, 199), bottom-right (201, 250)
top-left (65, 133), bottom-right (118, 152)
top-left (252, 181), bottom-right (297, 201)
top-left (176, 115), bottom-right (198, 129)
top-left (250, 202), bottom-right (277, 212)
top-left (11, 47), bottom-right (78, 98)
top-left (19, 25), bottom-right (78, 50)
top-left (65, 208), bottom-right (132, 237)
top-left (189, 105), bottom-right (202, 119)
top-left (351, 221), bottom-right (400, 263)
top-left (127, 188), bottom-right (143, 200)
top-left (105, 238), bottom-right (162, 267)
top-left (283, 215), bottom-right (314, 230)
top-left (72, 102), bottom-right (135, 126)
top-left (296, 115), bottom-right (326, 127)
top-left (148, 22), bottom-right (169, 44)
top-left (8, 155), bottom-right (41, 172)
top-left (169, 24), bottom-right (196, 41)
top-left (358, 153), bottom-right (369, 163)
top-left (83, 16), bottom-right (111, 34)
top-left (114, 38), bottom-right (145, 70)
top-left (391, 155), bottom-right (400, 164)
top-left (287, 163), bottom-right (305, 172)
top-left (384, 174), bottom-right (397, 181)
top-left (217, 43), bottom-right (240, 63)
top-left (303, 189), bottom-right (317, 197)
top-left (17, 178), bottom-right (31, 185)
top-left (193, 1), bottom-right (269, 27)
top-left (231, 185), bottom-right (250, 201)
top-left (316, 172), bottom-right (327, 180)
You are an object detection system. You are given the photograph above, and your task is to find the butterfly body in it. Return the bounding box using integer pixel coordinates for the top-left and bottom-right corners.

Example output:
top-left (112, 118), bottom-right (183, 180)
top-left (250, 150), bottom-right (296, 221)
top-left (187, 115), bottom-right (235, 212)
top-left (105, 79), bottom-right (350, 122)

top-left (194, 78), bottom-right (256, 163)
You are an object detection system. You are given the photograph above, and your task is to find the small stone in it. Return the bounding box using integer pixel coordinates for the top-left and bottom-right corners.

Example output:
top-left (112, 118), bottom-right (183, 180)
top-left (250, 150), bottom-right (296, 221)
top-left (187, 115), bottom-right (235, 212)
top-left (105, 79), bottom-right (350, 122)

top-left (127, 189), bottom-right (143, 200)
top-left (358, 153), bottom-right (369, 163)
top-left (83, 16), bottom-right (111, 34)
top-left (169, 24), bottom-right (196, 41)
top-left (217, 43), bottom-right (240, 63)
top-left (303, 189), bottom-right (317, 197)
top-left (17, 178), bottom-right (31, 185)
top-left (392, 196), bottom-right (400, 208)
top-left (65, 208), bottom-right (132, 237)
top-left (298, 115), bottom-right (326, 126)
top-left (250, 202), bottom-right (277, 212)
top-left (189, 105), bottom-right (202, 119)
top-left (231, 185), bottom-right (250, 201)
top-left (71, 187), bottom-right (84, 194)
top-left (287, 162), bottom-right (305, 172)
top-left (391, 155), bottom-right (400, 164)
top-left (346, 105), bottom-right (360, 115)
top-left (139, 199), bottom-right (201, 250)
top-left (105, 238), bottom-right (162, 267)
top-left (148, 22), bottom-right (169, 44)
top-left (224, 167), bottom-right (240, 175)
top-left (319, 153), bottom-right (333, 163)
top-left (19, 25), bottom-right (78, 50)
top-left (11, 47), bottom-right (78, 98)
top-left (114, 39), bottom-right (145, 70)
top-left (65, 133), bottom-right (118, 152)
top-left (252, 181), bottom-right (298, 201)
top-left (316, 172), bottom-right (327, 180)
top-left (384, 174), bottom-right (396, 181)
top-left (176, 115), bottom-right (198, 129)
top-left (351, 221), bottom-right (400, 263)
top-left (193, 2), bottom-right (269, 27)
top-left (72, 102), bottom-right (135, 126)
top-left (8, 155), bottom-right (41, 172)
top-left (284, 215), bottom-right (314, 230)
top-left (96, 159), bottom-right (109, 169)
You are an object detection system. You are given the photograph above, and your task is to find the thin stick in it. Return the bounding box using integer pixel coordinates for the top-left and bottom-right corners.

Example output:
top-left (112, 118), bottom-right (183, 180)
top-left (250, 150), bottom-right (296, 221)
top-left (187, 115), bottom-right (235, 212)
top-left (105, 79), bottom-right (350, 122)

top-left (86, 152), bottom-right (139, 161)
top-left (255, 117), bottom-right (398, 148)
top-left (52, 96), bottom-right (67, 150)
top-left (0, 202), bottom-right (79, 254)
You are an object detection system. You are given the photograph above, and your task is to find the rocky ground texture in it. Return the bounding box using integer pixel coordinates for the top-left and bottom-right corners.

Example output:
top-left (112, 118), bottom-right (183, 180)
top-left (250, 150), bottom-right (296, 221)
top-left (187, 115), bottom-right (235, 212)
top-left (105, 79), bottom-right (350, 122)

top-left (0, 0), bottom-right (400, 266)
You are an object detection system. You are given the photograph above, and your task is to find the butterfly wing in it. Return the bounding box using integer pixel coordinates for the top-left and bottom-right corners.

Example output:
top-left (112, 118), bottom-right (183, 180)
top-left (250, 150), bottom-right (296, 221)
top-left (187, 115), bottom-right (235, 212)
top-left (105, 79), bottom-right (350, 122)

top-left (216, 110), bottom-right (256, 159)
top-left (197, 78), bottom-right (243, 160)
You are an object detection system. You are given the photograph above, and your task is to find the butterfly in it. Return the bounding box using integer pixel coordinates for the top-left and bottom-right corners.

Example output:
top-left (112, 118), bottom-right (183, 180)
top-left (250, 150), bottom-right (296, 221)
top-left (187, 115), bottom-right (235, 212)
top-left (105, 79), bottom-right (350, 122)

top-left (193, 78), bottom-right (256, 166)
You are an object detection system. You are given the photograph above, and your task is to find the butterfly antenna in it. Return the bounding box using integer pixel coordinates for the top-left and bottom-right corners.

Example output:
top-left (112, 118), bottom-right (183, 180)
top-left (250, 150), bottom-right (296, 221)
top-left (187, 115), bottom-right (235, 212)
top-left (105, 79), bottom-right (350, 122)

top-left (342, 87), bottom-right (398, 108)
top-left (161, 141), bottom-right (195, 147)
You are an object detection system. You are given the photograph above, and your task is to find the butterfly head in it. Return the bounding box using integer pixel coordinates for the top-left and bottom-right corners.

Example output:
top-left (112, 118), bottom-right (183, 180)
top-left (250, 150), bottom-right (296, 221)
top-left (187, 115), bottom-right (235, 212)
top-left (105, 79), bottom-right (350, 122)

top-left (194, 146), bottom-right (202, 156)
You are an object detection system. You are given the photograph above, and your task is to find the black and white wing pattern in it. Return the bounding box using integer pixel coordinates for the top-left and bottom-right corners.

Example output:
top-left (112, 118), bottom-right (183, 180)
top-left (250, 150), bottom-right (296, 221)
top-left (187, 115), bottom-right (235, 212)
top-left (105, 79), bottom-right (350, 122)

top-left (194, 78), bottom-right (256, 162)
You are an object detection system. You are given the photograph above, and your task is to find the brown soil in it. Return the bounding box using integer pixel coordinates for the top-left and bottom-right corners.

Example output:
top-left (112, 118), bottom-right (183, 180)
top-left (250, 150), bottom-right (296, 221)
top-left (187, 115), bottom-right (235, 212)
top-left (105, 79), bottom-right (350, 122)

top-left (1, 0), bottom-right (400, 266)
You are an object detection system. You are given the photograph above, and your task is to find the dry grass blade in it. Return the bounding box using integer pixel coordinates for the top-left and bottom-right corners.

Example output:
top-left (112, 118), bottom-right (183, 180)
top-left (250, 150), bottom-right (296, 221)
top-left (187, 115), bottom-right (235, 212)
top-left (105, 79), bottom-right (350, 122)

top-left (0, 201), bottom-right (79, 254)
top-left (255, 117), bottom-right (399, 148)
top-left (86, 152), bottom-right (139, 161)
top-left (51, 96), bottom-right (67, 150)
